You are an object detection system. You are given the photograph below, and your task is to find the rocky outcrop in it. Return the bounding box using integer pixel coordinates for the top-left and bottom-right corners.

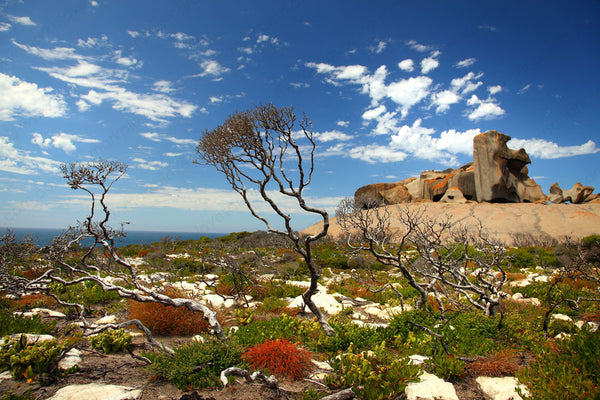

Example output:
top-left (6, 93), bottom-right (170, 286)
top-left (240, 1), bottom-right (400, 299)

top-left (473, 131), bottom-right (545, 203)
top-left (355, 130), bottom-right (597, 208)
top-left (548, 182), bottom-right (597, 204)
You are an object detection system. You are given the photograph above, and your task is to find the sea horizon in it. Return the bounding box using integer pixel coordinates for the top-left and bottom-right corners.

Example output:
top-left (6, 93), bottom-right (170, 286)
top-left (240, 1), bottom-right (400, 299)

top-left (1, 227), bottom-right (228, 247)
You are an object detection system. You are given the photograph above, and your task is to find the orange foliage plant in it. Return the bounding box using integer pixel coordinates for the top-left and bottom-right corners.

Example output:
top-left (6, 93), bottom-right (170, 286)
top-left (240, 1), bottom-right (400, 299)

top-left (242, 338), bottom-right (313, 380)
top-left (127, 287), bottom-right (210, 336)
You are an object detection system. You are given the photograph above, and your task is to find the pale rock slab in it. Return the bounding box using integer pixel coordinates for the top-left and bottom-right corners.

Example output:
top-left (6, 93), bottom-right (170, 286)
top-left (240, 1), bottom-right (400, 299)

top-left (476, 376), bottom-right (529, 400)
top-left (58, 348), bottom-right (82, 370)
top-left (405, 372), bottom-right (459, 400)
top-left (15, 308), bottom-right (66, 318)
top-left (95, 315), bottom-right (117, 325)
top-left (47, 383), bottom-right (142, 400)
top-left (288, 292), bottom-right (343, 315)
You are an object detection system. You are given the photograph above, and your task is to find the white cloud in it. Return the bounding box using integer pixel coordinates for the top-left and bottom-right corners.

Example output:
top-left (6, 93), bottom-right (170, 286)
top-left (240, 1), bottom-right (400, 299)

top-left (455, 58), bottom-right (476, 68)
top-left (152, 80), bottom-right (175, 93)
top-left (451, 71), bottom-right (484, 95)
top-left (508, 138), bottom-right (599, 159)
top-left (336, 120), bottom-right (349, 127)
top-left (348, 144), bottom-right (408, 164)
top-left (0, 73), bottom-right (67, 121)
top-left (370, 39), bottom-right (390, 54)
top-left (407, 40), bottom-right (432, 52)
top-left (7, 15), bottom-right (36, 26)
top-left (420, 57), bottom-right (439, 74)
top-left (362, 105), bottom-right (387, 120)
top-left (77, 36), bottom-right (108, 48)
top-left (164, 152), bottom-right (183, 157)
top-left (32, 132), bottom-right (100, 153)
top-left (197, 59), bottom-right (230, 78)
top-left (398, 59), bottom-right (414, 72)
top-left (315, 130), bottom-right (352, 142)
top-left (132, 158), bottom-right (168, 170)
top-left (257, 33), bottom-right (280, 46)
top-left (90, 1), bottom-right (99, 6)
top-left (466, 94), bottom-right (505, 121)
top-left (488, 85), bottom-right (502, 95)
top-left (127, 30), bottom-right (140, 38)
top-left (0, 22), bottom-right (11, 32)
top-left (0, 136), bottom-right (60, 174)
top-left (431, 90), bottom-right (461, 114)
top-left (140, 132), bottom-right (195, 145)
top-left (12, 40), bottom-right (82, 60)
top-left (385, 76), bottom-right (433, 116)
top-left (518, 84), bottom-right (532, 95)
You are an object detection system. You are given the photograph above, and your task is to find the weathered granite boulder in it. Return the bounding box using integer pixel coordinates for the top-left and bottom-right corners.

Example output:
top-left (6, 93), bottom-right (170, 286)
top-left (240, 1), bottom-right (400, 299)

top-left (473, 130), bottom-right (545, 203)
top-left (440, 187), bottom-right (467, 203)
top-left (355, 182), bottom-right (412, 209)
top-left (420, 163), bottom-right (476, 201)
top-left (548, 182), bottom-right (596, 203)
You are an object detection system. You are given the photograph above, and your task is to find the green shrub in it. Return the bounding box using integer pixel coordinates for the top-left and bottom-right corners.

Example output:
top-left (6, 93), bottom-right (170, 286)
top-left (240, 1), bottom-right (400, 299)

top-left (326, 342), bottom-right (422, 400)
top-left (147, 338), bottom-right (243, 389)
top-left (89, 329), bottom-right (132, 354)
top-left (517, 329), bottom-right (600, 399)
top-left (315, 318), bottom-right (387, 354)
top-left (0, 311), bottom-right (56, 336)
top-left (232, 314), bottom-right (322, 349)
top-left (427, 353), bottom-right (465, 381)
top-left (53, 281), bottom-right (120, 306)
top-left (0, 335), bottom-right (77, 385)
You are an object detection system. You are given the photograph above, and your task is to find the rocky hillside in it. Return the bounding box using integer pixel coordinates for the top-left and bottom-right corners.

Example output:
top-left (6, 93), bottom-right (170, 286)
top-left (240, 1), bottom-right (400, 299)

top-left (302, 202), bottom-right (600, 245)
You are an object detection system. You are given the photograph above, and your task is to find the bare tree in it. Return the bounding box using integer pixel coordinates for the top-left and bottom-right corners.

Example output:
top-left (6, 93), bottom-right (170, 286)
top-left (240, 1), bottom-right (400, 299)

top-left (195, 104), bottom-right (335, 335)
top-left (336, 198), bottom-right (507, 316)
top-left (0, 160), bottom-right (228, 355)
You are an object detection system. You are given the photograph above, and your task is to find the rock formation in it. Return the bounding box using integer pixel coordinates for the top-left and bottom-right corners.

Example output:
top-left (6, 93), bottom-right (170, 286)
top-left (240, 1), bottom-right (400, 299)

top-left (354, 130), bottom-right (596, 208)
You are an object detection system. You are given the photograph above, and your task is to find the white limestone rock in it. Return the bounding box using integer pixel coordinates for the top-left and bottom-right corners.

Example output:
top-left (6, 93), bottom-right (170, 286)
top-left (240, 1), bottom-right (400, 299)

top-left (551, 313), bottom-right (573, 322)
top-left (47, 383), bottom-right (142, 400)
top-left (408, 354), bottom-right (430, 365)
top-left (575, 320), bottom-right (599, 332)
top-left (0, 371), bottom-right (13, 381)
top-left (476, 376), bottom-right (529, 400)
top-left (95, 315), bottom-right (117, 325)
top-left (405, 372), bottom-right (459, 400)
top-left (58, 348), bottom-right (82, 370)
top-left (14, 308), bottom-right (66, 318)
top-left (288, 292), bottom-right (343, 315)
top-left (202, 294), bottom-right (236, 308)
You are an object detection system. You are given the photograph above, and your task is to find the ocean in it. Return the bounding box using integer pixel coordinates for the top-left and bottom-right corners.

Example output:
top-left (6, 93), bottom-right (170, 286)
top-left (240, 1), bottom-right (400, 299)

top-left (2, 227), bottom-right (226, 247)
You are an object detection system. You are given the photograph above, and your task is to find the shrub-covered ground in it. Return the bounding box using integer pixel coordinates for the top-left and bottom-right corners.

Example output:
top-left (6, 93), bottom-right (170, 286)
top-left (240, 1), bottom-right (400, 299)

top-left (1, 232), bottom-right (599, 400)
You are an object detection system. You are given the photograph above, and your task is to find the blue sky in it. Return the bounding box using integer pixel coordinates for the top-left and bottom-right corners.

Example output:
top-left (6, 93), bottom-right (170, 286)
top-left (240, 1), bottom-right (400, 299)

top-left (1, 0), bottom-right (599, 234)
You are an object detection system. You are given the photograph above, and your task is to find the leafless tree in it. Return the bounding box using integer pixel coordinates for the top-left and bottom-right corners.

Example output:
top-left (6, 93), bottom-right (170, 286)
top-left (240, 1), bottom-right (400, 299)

top-left (195, 104), bottom-right (334, 335)
top-left (336, 198), bottom-right (507, 316)
top-left (0, 160), bottom-right (228, 355)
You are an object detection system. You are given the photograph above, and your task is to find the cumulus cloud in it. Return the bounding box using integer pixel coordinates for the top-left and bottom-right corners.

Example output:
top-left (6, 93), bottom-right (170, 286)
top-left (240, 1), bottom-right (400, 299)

top-left (7, 15), bottom-right (36, 26)
top-left (451, 71), bottom-right (484, 95)
top-left (455, 58), bottom-right (476, 68)
top-left (32, 132), bottom-right (100, 153)
top-left (420, 57), bottom-right (439, 74)
top-left (398, 59), bottom-right (414, 72)
top-left (385, 76), bottom-right (433, 116)
top-left (406, 40), bottom-right (432, 52)
top-left (488, 85), bottom-right (502, 95)
top-left (466, 94), bottom-right (505, 121)
top-left (369, 39), bottom-right (390, 54)
top-left (431, 90), bottom-right (461, 114)
top-left (509, 138), bottom-right (599, 159)
top-left (127, 30), bottom-right (140, 38)
top-left (348, 144), bottom-right (408, 164)
top-left (197, 59), bottom-right (230, 78)
top-left (314, 130), bottom-right (352, 142)
top-left (152, 80), bottom-right (175, 93)
top-left (0, 136), bottom-right (60, 174)
top-left (132, 158), bottom-right (168, 170)
top-left (336, 120), bottom-right (349, 127)
top-left (0, 73), bottom-right (67, 121)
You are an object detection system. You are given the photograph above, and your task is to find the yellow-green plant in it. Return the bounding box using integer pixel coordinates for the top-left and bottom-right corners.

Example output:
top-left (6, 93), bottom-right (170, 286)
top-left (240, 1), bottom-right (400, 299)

top-left (90, 329), bottom-right (132, 354)
top-left (326, 342), bottom-right (422, 400)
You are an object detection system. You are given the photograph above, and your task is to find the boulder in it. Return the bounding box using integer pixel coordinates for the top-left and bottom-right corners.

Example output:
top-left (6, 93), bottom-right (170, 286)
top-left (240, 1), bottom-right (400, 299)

top-left (355, 182), bottom-right (405, 209)
top-left (380, 183), bottom-right (412, 204)
top-left (560, 182), bottom-right (595, 203)
top-left (473, 131), bottom-right (545, 203)
top-left (405, 372), bottom-right (459, 400)
top-left (47, 383), bottom-right (142, 400)
top-left (440, 187), bottom-right (467, 203)
top-left (476, 376), bottom-right (529, 400)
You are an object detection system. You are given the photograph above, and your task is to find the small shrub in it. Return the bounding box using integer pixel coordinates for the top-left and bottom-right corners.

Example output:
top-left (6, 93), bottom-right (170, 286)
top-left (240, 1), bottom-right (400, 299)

top-left (465, 347), bottom-right (520, 377)
top-left (326, 342), bottom-right (422, 400)
top-left (232, 314), bottom-right (322, 349)
top-left (428, 353), bottom-right (465, 381)
top-left (257, 296), bottom-right (289, 314)
top-left (518, 329), bottom-right (600, 399)
top-left (128, 288), bottom-right (211, 336)
top-left (15, 294), bottom-right (56, 309)
top-left (0, 334), bottom-right (78, 385)
top-left (90, 329), bottom-right (132, 354)
top-left (147, 338), bottom-right (243, 389)
top-left (0, 311), bottom-right (56, 336)
top-left (243, 338), bottom-right (313, 380)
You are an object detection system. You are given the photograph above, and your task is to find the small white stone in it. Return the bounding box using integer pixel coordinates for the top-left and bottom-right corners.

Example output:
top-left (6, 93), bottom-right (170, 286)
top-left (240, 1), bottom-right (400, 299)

top-left (476, 376), bottom-right (529, 400)
top-left (95, 315), bottom-right (117, 325)
top-left (47, 383), bottom-right (142, 400)
top-left (408, 354), bottom-right (430, 365)
top-left (58, 349), bottom-right (82, 370)
top-left (0, 371), bottom-right (13, 381)
top-left (551, 313), bottom-right (573, 322)
top-left (405, 372), bottom-right (459, 400)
